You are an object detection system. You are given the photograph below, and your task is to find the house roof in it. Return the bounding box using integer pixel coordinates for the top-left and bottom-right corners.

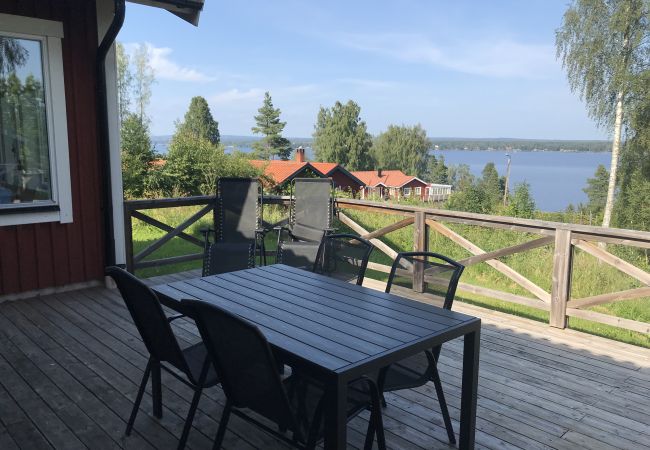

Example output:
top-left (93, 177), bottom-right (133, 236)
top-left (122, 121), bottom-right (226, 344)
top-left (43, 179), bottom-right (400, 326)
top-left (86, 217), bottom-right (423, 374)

top-left (250, 160), bottom-right (323, 185)
top-left (128, 0), bottom-right (205, 25)
top-left (250, 159), bottom-right (364, 186)
top-left (351, 170), bottom-right (427, 188)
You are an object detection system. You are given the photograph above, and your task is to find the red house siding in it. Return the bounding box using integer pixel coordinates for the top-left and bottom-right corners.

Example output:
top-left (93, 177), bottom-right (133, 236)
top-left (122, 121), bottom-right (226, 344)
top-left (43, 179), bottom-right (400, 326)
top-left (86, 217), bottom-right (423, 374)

top-left (0, 0), bottom-right (104, 296)
top-left (403, 179), bottom-right (429, 199)
top-left (329, 170), bottom-right (361, 194)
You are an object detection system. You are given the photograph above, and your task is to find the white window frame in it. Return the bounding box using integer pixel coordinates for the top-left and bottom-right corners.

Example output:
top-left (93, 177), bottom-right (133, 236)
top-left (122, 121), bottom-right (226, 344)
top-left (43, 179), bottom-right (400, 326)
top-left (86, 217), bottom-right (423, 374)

top-left (403, 187), bottom-right (411, 196)
top-left (414, 186), bottom-right (421, 196)
top-left (0, 13), bottom-right (72, 226)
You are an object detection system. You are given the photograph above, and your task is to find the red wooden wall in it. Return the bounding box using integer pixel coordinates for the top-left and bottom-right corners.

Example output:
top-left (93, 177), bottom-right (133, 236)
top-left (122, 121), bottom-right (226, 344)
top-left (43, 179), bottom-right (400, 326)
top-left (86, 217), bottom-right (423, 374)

top-left (0, 0), bottom-right (105, 295)
top-left (329, 170), bottom-right (362, 195)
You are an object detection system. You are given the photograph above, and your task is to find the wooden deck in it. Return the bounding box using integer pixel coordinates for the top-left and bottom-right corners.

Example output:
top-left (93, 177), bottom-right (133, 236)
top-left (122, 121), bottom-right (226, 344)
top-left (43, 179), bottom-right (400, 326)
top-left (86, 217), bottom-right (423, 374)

top-left (0, 270), bottom-right (649, 450)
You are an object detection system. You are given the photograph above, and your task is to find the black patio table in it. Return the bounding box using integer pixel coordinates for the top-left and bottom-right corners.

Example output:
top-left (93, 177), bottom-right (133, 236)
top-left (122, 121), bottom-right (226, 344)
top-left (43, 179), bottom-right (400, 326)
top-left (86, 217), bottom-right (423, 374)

top-left (151, 264), bottom-right (481, 449)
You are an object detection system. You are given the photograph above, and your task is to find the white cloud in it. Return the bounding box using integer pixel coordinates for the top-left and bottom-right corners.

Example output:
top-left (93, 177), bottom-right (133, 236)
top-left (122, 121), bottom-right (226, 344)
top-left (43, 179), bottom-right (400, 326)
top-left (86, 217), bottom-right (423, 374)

top-left (333, 33), bottom-right (557, 79)
top-left (124, 42), bottom-right (216, 82)
top-left (210, 88), bottom-right (265, 104)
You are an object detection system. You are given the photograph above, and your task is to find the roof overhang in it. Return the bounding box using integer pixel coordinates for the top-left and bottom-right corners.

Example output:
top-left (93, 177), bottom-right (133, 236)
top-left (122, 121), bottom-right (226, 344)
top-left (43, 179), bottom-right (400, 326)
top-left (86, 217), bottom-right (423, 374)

top-left (323, 166), bottom-right (365, 186)
top-left (396, 176), bottom-right (428, 188)
top-left (127, 0), bottom-right (205, 26)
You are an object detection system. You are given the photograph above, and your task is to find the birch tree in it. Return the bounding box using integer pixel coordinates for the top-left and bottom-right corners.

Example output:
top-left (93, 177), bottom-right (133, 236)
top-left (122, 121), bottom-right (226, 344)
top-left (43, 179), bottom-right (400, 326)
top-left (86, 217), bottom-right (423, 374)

top-left (556, 0), bottom-right (649, 227)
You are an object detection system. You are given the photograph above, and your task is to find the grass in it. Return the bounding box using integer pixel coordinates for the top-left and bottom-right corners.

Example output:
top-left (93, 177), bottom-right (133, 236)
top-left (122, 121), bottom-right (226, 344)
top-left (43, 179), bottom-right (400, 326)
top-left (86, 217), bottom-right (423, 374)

top-left (132, 203), bottom-right (650, 348)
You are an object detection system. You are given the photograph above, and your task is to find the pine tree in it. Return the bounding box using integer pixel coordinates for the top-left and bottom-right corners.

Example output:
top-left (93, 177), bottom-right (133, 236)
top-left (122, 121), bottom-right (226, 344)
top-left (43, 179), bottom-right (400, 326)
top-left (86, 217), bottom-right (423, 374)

top-left (251, 92), bottom-right (291, 160)
top-left (583, 164), bottom-right (610, 215)
top-left (177, 96), bottom-right (220, 145)
top-left (427, 155), bottom-right (449, 184)
top-left (479, 162), bottom-right (502, 209)
top-left (312, 100), bottom-right (373, 170)
top-left (507, 182), bottom-right (536, 218)
top-left (121, 113), bottom-right (155, 198)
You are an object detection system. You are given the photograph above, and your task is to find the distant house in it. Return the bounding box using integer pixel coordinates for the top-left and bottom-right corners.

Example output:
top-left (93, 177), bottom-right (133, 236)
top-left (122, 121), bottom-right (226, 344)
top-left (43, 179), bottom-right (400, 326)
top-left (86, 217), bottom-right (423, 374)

top-left (352, 169), bottom-right (451, 201)
top-left (250, 147), bottom-right (365, 193)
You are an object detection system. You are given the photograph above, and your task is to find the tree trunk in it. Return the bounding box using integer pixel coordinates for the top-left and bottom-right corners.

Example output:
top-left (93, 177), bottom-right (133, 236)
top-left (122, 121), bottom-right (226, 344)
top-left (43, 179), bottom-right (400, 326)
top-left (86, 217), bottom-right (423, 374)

top-left (601, 90), bottom-right (624, 229)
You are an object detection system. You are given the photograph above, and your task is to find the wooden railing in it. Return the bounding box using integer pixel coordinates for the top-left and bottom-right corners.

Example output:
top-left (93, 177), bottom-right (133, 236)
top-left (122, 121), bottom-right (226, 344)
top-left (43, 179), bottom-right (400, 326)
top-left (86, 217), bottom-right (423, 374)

top-left (124, 196), bottom-right (650, 334)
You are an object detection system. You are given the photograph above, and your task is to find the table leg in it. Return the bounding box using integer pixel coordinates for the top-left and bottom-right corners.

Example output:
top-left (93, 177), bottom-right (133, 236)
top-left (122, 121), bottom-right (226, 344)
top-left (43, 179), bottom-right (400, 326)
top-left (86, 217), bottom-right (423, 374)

top-left (459, 328), bottom-right (480, 450)
top-left (151, 360), bottom-right (163, 418)
top-left (324, 377), bottom-right (347, 449)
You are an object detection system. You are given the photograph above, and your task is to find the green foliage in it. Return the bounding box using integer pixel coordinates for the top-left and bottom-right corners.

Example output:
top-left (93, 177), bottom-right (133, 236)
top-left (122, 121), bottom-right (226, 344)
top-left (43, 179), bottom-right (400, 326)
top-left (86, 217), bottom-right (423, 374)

top-left (556, 0), bottom-right (649, 129)
top-left (479, 162), bottom-right (503, 208)
top-left (615, 76), bottom-right (650, 232)
top-left (163, 132), bottom-right (260, 196)
top-left (426, 155), bottom-right (449, 184)
top-left (177, 96), bottom-right (220, 145)
top-left (312, 100), bottom-right (373, 170)
top-left (506, 182), bottom-right (536, 218)
top-left (447, 164), bottom-right (475, 191)
top-left (132, 43), bottom-right (154, 123)
top-left (371, 124), bottom-right (430, 178)
top-left (116, 42), bottom-right (132, 124)
top-left (583, 164), bottom-right (610, 214)
top-left (0, 37), bottom-right (27, 74)
top-left (121, 113), bottom-right (155, 198)
top-left (445, 184), bottom-right (491, 213)
top-left (251, 92), bottom-right (291, 160)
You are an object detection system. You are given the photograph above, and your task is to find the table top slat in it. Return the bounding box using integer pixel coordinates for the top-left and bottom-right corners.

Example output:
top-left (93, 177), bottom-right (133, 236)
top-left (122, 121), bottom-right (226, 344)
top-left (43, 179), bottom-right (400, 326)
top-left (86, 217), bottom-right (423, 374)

top-left (152, 265), bottom-right (480, 375)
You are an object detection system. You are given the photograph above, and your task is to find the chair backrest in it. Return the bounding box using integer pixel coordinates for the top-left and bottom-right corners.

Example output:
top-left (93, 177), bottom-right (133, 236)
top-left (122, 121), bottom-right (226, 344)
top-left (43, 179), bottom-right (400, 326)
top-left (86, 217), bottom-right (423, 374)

top-left (181, 299), bottom-right (295, 426)
top-left (290, 178), bottom-right (333, 241)
top-left (215, 178), bottom-right (261, 243)
top-left (106, 267), bottom-right (188, 370)
top-left (314, 234), bottom-right (374, 285)
top-left (385, 252), bottom-right (464, 310)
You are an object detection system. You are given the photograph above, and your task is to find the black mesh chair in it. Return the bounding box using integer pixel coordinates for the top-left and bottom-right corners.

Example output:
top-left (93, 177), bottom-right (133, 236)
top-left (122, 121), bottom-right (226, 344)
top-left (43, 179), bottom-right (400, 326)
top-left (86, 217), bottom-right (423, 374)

top-left (277, 178), bottom-right (334, 269)
top-left (202, 178), bottom-right (266, 276)
top-left (181, 299), bottom-right (386, 450)
top-left (378, 252), bottom-right (464, 444)
top-left (106, 267), bottom-right (219, 450)
top-left (313, 234), bottom-right (374, 285)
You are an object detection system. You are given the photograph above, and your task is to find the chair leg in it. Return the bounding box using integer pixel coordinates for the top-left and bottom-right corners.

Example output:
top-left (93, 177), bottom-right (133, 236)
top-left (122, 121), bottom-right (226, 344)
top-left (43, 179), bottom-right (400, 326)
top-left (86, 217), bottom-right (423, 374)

top-left (431, 365), bottom-right (455, 445)
top-left (177, 386), bottom-right (203, 450)
top-left (213, 401), bottom-right (232, 450)
top-left (126, 358), bottom-right (152, 436)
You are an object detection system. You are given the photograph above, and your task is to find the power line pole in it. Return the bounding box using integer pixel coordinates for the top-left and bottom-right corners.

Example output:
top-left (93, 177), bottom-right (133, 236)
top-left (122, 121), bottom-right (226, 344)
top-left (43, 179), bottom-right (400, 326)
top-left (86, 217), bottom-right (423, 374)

top-left (503, 153), bottom-right (511, 206)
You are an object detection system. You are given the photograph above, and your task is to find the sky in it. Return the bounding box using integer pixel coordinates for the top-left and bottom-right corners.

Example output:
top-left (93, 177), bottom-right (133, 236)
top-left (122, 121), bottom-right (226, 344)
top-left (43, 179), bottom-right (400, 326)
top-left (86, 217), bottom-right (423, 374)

top-left (118, 0), bottom-right (608, 140)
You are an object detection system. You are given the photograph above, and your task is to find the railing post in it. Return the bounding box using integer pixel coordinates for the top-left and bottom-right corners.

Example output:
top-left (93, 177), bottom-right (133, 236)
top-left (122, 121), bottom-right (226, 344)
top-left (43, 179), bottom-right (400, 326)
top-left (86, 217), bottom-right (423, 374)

top-left (124, 203), bottom-right (135, 273)
top-left (413, 211), bottom-right (428, 292)
top-left (550, 228), bottom-right (573, 328)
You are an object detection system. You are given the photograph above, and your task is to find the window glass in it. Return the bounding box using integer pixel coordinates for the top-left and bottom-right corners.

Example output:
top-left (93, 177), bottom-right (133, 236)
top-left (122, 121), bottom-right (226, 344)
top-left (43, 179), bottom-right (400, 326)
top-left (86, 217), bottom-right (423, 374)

top-left (403, 187), bottom-right (411, 196)
top-left (0, 36), bottom-right (52, 207)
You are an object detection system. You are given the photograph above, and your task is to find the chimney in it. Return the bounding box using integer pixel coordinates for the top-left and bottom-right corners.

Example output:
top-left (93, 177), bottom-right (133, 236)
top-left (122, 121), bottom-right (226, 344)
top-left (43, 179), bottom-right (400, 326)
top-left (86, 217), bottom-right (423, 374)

top-left (295, 146), bottom-right (305, 163)
top-left (377, 168), bottom-right (383, 178)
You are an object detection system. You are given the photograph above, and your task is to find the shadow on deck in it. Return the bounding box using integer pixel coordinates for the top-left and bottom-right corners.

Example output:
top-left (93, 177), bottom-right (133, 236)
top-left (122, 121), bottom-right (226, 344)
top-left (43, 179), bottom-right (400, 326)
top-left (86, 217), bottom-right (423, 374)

top-left (0, 269), bottom-right (648, 449)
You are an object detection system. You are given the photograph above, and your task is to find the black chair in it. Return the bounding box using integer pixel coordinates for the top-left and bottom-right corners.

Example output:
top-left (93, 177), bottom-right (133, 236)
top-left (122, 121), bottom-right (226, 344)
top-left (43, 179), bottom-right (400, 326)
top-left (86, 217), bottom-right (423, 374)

top-left (181, 299), bottom-right (386, 450)
top-left (277, 178), bottom-right (334, 269)
top-left (313, 233), bottom-right (374, 285)
top-left (105, 267), bottom-right (219, 450)
top-left (378, 252), bottom-right (464, 444)
top-left (202, 178), bottom-right (266, 276)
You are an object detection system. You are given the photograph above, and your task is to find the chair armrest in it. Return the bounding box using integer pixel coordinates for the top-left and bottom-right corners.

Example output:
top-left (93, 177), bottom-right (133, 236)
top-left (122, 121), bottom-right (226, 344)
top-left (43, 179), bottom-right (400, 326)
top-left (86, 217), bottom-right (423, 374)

top-left (167, 314), bottom-right (186, 323)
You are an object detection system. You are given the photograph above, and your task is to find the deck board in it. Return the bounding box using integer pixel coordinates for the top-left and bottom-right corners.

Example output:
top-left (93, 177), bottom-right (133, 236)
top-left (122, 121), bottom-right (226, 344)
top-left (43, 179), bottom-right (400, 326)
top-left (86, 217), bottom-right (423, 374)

top-left (0, 270), bottom-right (647, 449)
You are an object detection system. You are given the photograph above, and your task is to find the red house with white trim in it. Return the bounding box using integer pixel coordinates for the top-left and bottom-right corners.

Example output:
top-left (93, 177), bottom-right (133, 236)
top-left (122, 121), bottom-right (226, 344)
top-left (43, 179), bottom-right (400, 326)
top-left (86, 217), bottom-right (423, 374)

top-left (0, 1), bottom-right (205, 299)
top-left (352, 169), bottom-right (431, 200)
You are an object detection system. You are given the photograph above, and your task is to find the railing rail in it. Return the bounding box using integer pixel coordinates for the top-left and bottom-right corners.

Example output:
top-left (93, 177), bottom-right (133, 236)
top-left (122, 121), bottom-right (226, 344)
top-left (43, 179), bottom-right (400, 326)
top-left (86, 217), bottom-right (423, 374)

top-left (124, 196), bottom-right (650, 335)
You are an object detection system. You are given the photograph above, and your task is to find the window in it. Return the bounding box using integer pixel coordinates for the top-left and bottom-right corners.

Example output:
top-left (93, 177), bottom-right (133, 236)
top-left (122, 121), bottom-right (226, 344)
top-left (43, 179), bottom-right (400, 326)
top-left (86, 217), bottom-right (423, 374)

top-left (415, 187), bottom-right (421, 195)
top-left (0, 14), bottom-right (72, 225)
top-left (403, 187), bottom-right (411, 196)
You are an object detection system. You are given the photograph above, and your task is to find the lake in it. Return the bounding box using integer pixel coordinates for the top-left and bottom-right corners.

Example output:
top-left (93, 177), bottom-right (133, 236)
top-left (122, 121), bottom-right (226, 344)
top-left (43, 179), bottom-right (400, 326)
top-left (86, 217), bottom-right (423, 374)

top-left (153, 138), bottom-right (610, 212)
top-left (431, 150), bottom-right (611, 212)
